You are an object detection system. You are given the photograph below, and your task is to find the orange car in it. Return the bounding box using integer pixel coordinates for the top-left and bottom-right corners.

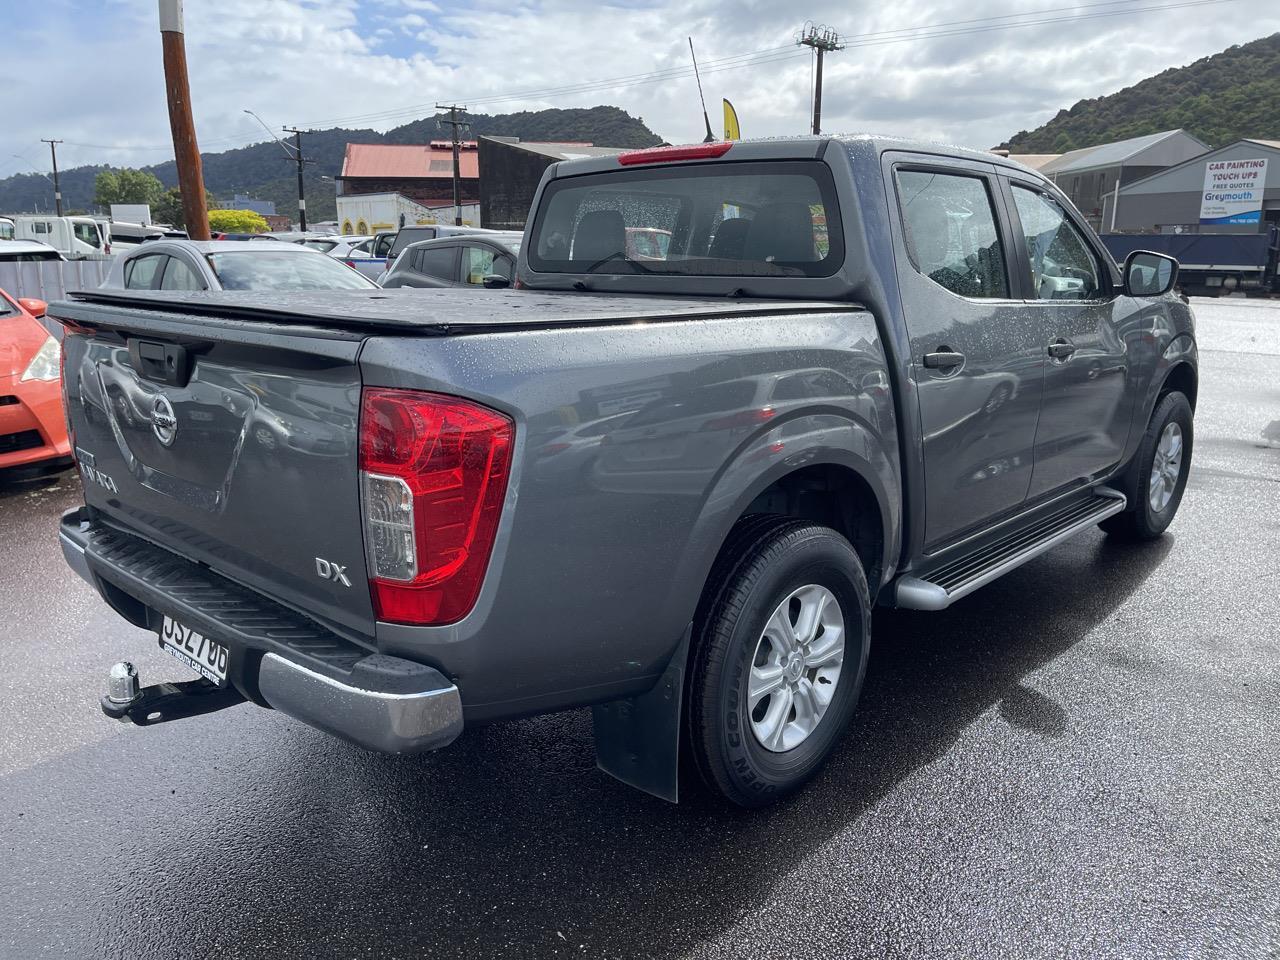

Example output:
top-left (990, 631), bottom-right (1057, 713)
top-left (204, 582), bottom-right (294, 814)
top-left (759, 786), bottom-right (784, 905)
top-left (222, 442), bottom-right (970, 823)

top-left (1, 289), bottom-right (71, 473)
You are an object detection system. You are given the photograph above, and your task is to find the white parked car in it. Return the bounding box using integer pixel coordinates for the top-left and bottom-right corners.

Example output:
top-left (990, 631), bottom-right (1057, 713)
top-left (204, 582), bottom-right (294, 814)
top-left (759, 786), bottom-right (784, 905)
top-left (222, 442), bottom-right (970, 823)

top-left (100, 240), bottom-right (379, 291)
top-left (301, 235), bottom-right (371, 258)
top-left (0, 239), bottom-right (65, 262)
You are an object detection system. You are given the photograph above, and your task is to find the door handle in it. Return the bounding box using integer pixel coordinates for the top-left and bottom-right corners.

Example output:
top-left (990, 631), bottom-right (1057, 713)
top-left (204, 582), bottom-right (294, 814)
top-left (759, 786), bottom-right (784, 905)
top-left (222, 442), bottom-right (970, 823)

top-left (1047, 339), bottom-right (1076, 360)
top-left (922, 350), bottom-right (965, 369)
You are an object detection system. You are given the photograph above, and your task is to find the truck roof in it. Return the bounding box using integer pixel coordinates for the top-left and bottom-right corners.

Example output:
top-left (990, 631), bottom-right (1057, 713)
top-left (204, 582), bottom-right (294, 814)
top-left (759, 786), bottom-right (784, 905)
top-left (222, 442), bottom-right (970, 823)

top-left (57, 287), bottom-right (858, 335)
top-left (545, 134), bottom-right (1039, 179)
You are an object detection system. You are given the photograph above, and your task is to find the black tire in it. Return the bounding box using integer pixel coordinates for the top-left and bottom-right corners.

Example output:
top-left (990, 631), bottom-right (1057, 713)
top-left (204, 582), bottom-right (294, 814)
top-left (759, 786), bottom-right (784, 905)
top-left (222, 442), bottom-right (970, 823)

top-left (1100, 390), bottom-right (1193, 541)
top-left (686, 516), bottom-right (871, 808)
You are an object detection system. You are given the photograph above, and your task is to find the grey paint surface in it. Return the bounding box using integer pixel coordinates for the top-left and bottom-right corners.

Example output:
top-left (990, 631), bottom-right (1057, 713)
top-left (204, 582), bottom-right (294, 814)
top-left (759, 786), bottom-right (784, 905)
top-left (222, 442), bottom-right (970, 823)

top-left (53, 133), bottom-right (1195, 731)
top-left (0, 299), bottom-right (1273, 959)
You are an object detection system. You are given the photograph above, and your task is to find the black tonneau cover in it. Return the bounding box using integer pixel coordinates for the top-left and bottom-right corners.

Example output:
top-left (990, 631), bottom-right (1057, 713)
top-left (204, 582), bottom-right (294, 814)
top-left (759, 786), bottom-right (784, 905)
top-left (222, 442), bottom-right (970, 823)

top-left (58, 287), bottom-right (857, 336)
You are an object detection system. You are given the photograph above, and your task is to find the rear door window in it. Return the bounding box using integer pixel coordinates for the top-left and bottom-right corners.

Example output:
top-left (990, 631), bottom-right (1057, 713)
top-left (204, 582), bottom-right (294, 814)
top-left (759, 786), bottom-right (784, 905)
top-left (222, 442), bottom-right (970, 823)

top-left (413, 246), bottom-right (457, 281)
top-left (124, 254), bottom-right (165, 289)
top-left (528, 160), bottom-right (842, 277)
top-left (160, 256), bottom-right (204, 290)
top-left (896, 170), bottom-right (1010, 299)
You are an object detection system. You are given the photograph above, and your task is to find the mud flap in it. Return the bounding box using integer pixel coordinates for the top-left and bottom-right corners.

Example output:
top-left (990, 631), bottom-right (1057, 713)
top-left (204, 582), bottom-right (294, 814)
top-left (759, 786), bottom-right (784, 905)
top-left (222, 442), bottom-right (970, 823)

top-left (591, 627), bottom-right (691, 803)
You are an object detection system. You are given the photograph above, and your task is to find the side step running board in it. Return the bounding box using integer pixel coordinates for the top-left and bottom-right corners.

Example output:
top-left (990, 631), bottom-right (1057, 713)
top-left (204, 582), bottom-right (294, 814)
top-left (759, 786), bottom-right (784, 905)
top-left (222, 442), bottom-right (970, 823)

top-left (895, 487), bottom-right (1126, 611)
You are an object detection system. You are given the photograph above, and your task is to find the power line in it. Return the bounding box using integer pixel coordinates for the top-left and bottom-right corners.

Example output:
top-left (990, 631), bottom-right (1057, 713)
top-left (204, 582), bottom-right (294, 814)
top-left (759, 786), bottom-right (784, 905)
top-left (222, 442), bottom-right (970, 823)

top-left (297, 0), bottom-right (1235, 128)
top-left (10, 0), bottom-right (1248, 174)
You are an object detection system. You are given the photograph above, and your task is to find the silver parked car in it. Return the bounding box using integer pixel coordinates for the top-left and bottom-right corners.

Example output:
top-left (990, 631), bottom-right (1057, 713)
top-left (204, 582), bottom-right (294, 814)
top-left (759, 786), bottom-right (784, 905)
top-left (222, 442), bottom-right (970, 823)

top-left (380, 233), bottom-right (522, 289)
top-left (101, 239), bottom-right (379, 292)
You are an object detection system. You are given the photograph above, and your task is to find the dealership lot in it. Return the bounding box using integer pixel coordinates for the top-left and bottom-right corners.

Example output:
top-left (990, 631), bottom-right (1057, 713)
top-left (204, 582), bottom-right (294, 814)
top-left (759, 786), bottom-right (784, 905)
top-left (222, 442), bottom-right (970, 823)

top-left (1, 298), bottom-right (1277, 959)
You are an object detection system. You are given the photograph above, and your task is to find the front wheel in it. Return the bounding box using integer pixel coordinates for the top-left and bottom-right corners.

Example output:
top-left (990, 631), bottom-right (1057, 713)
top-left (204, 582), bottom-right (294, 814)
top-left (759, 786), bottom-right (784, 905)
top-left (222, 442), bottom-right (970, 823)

top-left (1100, 390), bottom-right (1193, 541)
top-left (686, 517), bottom-right (871, 807)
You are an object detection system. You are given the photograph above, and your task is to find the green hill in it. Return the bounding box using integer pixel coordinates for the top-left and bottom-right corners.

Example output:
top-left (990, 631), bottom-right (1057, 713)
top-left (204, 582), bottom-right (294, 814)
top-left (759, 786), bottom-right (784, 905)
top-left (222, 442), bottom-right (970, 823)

top-left (999, 32), bottom-right (1280, 153)
top-left (0, 106), bottom-right (663, 220)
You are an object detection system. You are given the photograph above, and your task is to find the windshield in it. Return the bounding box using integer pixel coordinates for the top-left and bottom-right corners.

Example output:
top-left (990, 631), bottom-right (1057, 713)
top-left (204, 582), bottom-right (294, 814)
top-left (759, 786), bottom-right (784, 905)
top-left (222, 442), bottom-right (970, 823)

top-left (206, 252), bottom-right (377, 290)
top-left (528, 160), bottom-right (841, 277)
top-left (301, 239), bottom-right (339, 253)
top-left (0, 221), bottom-right (13, 241)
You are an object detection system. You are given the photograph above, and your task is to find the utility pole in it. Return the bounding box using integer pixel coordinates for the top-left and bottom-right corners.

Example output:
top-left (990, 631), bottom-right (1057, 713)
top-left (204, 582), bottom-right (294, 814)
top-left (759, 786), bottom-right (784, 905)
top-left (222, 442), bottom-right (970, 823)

top-left (796, 23), bottom-right (844, 136)
top-left (158, 0), bottom-right (209, 239)
top-left (40, 140), bottom-right (63, 216)
top-left (282, 126), bottom-right (308, 230)
top-left (436, 104), bottom-right (469, 226)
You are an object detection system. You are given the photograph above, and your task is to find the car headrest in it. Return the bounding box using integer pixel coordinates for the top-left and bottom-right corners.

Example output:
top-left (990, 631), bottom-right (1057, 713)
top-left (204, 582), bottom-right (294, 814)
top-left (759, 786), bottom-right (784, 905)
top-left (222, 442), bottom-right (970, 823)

top-left (709, 217), bottom-right (752, 260)
top-left (572, 210), bottom-right (625, 263)
top-left (743, 203), bottom-right (818, 263)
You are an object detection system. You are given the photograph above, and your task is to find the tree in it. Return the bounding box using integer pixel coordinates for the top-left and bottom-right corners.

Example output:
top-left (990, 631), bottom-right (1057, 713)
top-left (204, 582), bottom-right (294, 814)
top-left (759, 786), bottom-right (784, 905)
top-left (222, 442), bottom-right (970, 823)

top-left (153, 187), bottom-right (217, 230)
top-left (207, 209), bottom-right (268, 234)
top-left (94, 168), bottom-right (165, 208)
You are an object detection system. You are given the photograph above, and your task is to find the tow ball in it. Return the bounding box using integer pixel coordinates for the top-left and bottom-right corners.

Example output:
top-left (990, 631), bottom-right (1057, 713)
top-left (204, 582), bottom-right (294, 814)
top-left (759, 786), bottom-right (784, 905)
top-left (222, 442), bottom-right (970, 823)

top-left (101, 661), bottom-right (246, 726)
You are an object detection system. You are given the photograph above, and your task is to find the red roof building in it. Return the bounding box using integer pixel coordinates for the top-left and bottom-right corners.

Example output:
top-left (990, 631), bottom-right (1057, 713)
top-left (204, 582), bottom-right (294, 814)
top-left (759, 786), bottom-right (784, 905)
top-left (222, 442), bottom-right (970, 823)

top-left (337, 141), bottom-right (480, 206)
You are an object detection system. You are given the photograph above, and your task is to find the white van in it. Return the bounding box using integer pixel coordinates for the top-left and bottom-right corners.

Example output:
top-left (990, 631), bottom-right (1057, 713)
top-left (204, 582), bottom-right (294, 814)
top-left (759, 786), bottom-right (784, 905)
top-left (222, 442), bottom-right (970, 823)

top-left (0, 217), bottom-right (14, 241)
top-left (13, 216), bottom-right (110, 259)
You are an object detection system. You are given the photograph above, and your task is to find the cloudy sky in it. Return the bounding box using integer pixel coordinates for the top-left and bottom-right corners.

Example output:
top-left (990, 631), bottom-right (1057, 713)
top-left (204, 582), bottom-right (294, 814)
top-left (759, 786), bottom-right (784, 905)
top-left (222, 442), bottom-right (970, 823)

top-left (3, 0), bottom-right (1278, 176)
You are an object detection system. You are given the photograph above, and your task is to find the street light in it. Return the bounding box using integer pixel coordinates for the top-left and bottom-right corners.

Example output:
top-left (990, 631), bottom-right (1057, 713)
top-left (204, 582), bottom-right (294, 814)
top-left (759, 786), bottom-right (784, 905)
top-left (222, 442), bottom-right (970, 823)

top-left (242, 109), bottom-right (296, 160)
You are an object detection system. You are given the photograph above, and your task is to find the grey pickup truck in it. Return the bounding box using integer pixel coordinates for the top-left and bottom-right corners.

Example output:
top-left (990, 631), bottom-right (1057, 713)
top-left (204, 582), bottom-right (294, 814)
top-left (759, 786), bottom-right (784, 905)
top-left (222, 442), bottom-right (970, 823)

top-left (52, 136), bottom-right (1196, 807)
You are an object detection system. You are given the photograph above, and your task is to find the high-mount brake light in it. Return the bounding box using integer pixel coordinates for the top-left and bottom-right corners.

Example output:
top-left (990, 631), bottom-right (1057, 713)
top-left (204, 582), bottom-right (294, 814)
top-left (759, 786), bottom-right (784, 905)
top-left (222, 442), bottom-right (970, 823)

top-left (617, 142), bottom-right (734, 166)
top-left (359, 388), bottom-right (514, 625)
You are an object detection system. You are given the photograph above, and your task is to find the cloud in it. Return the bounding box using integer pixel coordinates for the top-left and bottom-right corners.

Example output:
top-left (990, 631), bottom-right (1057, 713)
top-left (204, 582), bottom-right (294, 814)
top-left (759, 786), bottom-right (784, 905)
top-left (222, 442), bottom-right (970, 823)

top-left (3, 0), bottom-right (1277, 175)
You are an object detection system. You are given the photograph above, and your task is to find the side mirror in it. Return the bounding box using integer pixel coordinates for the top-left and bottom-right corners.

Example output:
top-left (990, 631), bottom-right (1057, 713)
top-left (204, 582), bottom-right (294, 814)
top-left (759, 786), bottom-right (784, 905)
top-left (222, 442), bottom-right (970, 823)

top-left (481, 274), bottom-right (510, 289)
top-left (17, 297), bottom-right (48, 318)
top-left (1123, 250), bottom-right (1178, 298)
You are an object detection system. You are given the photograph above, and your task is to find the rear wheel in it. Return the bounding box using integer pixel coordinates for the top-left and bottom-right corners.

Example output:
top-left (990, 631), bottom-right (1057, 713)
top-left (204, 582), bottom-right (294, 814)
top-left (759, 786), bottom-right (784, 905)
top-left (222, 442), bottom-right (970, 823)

top-left (1100, 390), bottom-right (1193, 541)
top-left (686, 517), bottom-right (871, 807)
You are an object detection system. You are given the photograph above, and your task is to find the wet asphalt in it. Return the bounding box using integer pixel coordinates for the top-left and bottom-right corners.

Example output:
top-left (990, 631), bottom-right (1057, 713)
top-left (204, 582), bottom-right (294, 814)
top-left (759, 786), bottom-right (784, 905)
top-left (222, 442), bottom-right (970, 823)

top-left (1, 298), bottom-right (1277, 959)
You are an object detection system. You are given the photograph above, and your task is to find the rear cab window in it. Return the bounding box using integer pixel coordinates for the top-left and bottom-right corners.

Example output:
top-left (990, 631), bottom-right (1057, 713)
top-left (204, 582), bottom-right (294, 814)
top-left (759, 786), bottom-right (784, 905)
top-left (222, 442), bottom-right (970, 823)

top-left (527, 160), bottom-right (842, 278)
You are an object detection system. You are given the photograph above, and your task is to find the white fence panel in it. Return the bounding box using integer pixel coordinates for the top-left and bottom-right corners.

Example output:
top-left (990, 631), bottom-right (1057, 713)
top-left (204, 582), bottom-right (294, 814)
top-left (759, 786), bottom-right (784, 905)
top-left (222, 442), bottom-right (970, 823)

top-left (0, 259), bottom-right (111, 301)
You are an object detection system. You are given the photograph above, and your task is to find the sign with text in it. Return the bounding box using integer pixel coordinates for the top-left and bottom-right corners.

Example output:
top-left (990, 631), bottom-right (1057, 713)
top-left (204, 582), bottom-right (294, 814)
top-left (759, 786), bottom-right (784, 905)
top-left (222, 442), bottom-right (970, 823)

top-left (1200, 157), bottom-right (1268, 225)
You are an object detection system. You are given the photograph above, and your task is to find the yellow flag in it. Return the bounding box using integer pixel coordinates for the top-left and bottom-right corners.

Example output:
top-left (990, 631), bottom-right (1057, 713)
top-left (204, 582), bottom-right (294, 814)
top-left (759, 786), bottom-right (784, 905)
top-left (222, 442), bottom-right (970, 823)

top-left (723, 99), bottom-right (741, 141)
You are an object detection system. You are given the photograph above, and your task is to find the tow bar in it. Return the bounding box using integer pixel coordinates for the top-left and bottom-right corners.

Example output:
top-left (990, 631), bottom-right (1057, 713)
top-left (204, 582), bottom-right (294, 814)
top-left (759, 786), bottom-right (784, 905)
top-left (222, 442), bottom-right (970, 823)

top-left (100, 661), bottom-right (246, 726)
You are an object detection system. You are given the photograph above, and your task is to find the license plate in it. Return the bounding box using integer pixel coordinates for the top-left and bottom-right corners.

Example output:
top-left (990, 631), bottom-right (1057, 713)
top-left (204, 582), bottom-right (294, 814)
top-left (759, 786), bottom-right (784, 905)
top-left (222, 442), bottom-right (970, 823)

top-left (160, 617), bottom-right (229, 684)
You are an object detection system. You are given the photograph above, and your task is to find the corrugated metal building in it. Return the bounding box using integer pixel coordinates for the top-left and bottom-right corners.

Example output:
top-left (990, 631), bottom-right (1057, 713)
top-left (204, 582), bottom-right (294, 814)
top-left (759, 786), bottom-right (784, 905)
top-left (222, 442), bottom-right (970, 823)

top-left (1113, 139), bottom-right (1280, 234)
top-left (478, 138), bottom-right (624, 230)
top-left (1040, 129), bottom-right (1210, 230)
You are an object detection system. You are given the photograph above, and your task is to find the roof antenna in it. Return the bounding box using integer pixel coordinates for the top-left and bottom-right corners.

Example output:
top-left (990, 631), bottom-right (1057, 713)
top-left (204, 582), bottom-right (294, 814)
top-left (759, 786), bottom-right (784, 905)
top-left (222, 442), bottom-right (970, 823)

top-left (688, 38), bottom-right (716, 143)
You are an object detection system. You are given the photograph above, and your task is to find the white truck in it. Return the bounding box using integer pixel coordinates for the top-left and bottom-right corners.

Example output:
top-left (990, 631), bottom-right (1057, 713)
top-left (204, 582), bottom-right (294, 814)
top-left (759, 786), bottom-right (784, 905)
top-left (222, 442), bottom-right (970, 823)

top-left (12, 215), bottom-right (110, 259)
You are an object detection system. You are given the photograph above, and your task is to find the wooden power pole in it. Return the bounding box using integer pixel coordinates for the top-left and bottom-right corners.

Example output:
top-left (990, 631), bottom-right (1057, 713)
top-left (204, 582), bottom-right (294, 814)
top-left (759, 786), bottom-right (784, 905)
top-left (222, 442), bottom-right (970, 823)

top-left (797, 24), bottom-right (844, 136)
top-left (436, 104), bottom-right (469, 226)
top-left (40, 140), bottom-right (63, 215)
top-left (159, 0), bottom-right (209, 239)
top-left (282, 127), bottom-right (308, 230)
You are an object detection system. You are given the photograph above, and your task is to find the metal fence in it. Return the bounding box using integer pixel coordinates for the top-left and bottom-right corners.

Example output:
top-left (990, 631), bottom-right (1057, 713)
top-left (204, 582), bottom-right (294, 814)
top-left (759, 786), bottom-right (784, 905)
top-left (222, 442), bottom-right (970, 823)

top-left (0, 259), bottom-right (111, 301)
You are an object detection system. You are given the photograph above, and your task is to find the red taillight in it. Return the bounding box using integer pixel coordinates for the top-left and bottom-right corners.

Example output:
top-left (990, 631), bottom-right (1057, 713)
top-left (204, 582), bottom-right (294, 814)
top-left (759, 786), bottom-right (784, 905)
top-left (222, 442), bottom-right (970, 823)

top-left (344, 259), bottom-right (357, 268)
top-left (359, 388), bottom-right (514, 625)
top-left (617, 142), bottom-right (733, 166)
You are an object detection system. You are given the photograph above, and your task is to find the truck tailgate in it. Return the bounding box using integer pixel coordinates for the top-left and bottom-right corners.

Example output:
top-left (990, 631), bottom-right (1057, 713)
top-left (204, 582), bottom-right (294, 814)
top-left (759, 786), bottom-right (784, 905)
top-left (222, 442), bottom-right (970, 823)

top-left (56, 300), bottom-right (375, 641)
